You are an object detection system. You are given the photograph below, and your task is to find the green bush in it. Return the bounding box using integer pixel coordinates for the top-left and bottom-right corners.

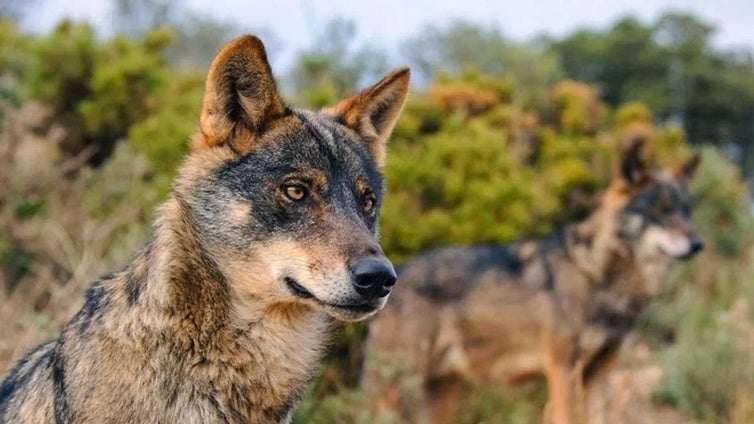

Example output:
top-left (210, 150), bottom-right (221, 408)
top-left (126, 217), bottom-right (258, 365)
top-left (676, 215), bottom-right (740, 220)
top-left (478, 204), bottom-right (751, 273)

top-left (380, 75), bottom-right (611, 263)
top-left (22, 21), bottom-right (173, 163)
top-left (23, 21), bottom-right (98, 115)
top-left (690, 148), bottom-right (753, 257)
top-left (382, 120), bottom-right (556, 262)
top-left (128, 73), bottom-right (205, 192)
top-left (0, 20), bottom-right (30, 111)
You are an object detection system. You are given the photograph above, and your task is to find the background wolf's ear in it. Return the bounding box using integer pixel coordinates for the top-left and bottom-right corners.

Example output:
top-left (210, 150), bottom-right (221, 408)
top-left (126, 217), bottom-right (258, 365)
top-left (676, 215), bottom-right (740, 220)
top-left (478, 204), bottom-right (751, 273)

top-left (327, 68), bottom-right (410, 168)
top-left (196, 35), bottom-right (286, 151)
top-left (614, 136), bottom-right (650, 188)
top-left (673, 154), bottom-right (701, 183)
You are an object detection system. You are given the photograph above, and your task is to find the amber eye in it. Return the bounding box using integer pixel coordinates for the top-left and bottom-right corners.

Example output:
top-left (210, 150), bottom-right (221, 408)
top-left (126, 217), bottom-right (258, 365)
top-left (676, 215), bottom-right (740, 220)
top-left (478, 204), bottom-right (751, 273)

top-left (283, 184), bottom-right (307, 201)
top-left (362, 195), bottom-right (375, 213)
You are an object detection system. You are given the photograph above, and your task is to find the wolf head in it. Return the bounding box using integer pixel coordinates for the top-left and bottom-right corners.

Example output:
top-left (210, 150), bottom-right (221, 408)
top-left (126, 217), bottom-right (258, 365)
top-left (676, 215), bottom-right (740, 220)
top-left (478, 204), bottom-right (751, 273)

top-left (176, 35), bottom-right (409, 322)
top-left (610, 138), bottom-right (703, 266)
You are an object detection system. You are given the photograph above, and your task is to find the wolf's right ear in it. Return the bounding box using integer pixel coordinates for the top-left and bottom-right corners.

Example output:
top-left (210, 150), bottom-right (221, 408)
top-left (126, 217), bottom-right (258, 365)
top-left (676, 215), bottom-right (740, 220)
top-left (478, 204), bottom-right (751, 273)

top-left (196, 35), bottom-right (286, 151)
top-left (673, 153), bottom-right (701, 183)
top-left (326, 68), bottom-right (410, 169)
top-left (614, 136), bottom-right (650, 188)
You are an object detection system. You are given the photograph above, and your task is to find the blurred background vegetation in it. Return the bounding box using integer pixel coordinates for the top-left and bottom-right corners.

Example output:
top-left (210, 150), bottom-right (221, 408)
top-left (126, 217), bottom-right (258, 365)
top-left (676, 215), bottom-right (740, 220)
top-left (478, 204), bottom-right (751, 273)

top-left (1, 1), bottom-right (754, 422)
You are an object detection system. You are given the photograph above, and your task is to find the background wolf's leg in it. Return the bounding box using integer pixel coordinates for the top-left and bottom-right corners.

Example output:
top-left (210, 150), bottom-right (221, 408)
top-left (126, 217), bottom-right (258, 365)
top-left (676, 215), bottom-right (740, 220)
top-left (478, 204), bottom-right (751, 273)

top-left (424, 376), bottom-right (463, 424)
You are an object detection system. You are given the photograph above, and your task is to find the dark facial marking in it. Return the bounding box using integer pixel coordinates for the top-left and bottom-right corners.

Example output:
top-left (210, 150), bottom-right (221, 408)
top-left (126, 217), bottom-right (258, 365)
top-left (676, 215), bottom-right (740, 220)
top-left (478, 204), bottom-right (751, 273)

top-left (204, 112), bottom-right (384, 249)
top-left (621, 178), bottom-right (693, 234)
top-left (51, 343), bottom-right (70, 424)
top-left (292, 112), bottom-right (384, 231)
top-left (284, 277), bottom-right (314, 299)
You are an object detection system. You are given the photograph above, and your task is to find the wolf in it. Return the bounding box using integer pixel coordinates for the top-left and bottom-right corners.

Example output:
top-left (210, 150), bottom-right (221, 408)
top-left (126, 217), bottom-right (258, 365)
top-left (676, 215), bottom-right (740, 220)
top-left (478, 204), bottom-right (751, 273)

top-left (363, 139), bottom-right (702, 424)
top-left (0, 35), bottom-right (409, 423)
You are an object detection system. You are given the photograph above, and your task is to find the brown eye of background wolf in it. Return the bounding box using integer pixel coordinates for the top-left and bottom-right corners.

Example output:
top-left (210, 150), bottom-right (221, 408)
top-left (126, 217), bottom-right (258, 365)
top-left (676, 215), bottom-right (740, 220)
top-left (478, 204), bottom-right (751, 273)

top-left (363, 194), bottom-right (376, 214)
top-left (283, 184), bottom-right (308, 201)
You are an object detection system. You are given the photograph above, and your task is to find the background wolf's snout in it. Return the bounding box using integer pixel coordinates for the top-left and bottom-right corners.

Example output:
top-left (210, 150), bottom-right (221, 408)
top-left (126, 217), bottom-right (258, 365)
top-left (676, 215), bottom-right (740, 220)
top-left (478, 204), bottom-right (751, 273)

top-left (679, 237), bottom-right (704, 260)
top-left (689, 238), bottom-right (704, 255)
top-left (351, 257), bottom-right (397, 300)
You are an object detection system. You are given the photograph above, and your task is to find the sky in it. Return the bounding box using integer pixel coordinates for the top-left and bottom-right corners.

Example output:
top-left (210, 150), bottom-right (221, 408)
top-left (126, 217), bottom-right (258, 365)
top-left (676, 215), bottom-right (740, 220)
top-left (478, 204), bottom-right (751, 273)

top-left (23, 0), bottom-right (754, 71)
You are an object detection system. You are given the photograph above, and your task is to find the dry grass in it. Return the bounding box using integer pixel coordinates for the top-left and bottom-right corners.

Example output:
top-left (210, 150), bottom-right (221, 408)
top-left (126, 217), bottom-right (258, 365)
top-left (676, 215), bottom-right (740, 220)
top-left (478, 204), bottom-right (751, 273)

top-left (0, 103), bottom-right (154, 374)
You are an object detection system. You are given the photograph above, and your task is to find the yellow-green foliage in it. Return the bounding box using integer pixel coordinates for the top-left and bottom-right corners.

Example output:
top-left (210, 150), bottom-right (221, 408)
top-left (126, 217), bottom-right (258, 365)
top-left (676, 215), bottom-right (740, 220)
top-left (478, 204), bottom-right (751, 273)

top-left (382, 121), bottom-right (557, 262)
top-left (129, 74), bottom-right (205, 192)
top-left (0, 20), bottom-right (30, 109)
top-left (550, 79), bottom-right (607, 135)
top-left (0, 20), bottom-right (26, 72)
top-left (380, 74), bottom-right (608, 263)
top-left (23, 21), bottom-right (98, 113)
top-left (78, 30), bottom-right (171, 141)
top-left (20, 21), bottom-right (173, 162)
top-left (615, 101), bottom-right (652, 129)
top-left (688, 148), bottom-right (753, 256)
top-left (431, 69), bottom-right (513, 116)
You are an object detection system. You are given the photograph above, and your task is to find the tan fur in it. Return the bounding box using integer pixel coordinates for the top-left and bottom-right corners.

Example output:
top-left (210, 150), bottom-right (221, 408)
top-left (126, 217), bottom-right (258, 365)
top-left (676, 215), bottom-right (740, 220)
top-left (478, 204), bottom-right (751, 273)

top-left (364, 141), bottom-right (702, 424)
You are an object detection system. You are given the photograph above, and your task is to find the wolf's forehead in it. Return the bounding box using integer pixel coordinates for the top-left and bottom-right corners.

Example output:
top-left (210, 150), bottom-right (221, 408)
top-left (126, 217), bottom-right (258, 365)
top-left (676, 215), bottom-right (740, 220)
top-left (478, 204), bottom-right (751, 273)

top-left (219, 112), bottom-right (380, 190)
top-left (655, 175), bottom-right (690, 201)
top-left (631, 178), bottom-right (689, 209)
top-left (285, 111), bottom-right (378, 177)
top-left (291, 110), bottom-right (360, 150)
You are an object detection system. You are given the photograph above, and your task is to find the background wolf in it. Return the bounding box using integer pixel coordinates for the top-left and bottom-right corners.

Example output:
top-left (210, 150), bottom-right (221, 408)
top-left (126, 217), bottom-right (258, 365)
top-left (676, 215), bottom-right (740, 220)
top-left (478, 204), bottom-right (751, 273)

top-left (364, 139), bottom-right (702, 424)
top-left (0, 35), bottom-right (409, 423)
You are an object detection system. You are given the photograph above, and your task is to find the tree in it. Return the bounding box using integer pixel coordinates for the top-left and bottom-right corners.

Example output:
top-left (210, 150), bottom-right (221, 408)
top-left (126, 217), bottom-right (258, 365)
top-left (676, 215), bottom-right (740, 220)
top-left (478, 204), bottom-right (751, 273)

top-left (551, 17), bottom-right (667, 113)
top-left (402, 20), bottom-right (510, 78)
top-left (402, 21), bottom-right (563, 110)
top-left (23, 21), bottom-right (172, 165)
top-left (288, 18), bottom-right (388, 107)
top-left (549, 13), bottom-right (754, 175)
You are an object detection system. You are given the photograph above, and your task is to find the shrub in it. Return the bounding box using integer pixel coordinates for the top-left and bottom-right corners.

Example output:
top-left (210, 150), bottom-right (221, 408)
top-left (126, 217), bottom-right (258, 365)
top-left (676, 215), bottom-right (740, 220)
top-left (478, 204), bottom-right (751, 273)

top-left (22, 22), bottom-right (173, 164)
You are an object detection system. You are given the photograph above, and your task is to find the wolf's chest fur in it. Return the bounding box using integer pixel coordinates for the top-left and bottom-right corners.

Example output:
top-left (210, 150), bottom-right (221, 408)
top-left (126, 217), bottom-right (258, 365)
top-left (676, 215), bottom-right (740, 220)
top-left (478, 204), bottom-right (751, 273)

top-left (36, 213), bottom-right (332, 423)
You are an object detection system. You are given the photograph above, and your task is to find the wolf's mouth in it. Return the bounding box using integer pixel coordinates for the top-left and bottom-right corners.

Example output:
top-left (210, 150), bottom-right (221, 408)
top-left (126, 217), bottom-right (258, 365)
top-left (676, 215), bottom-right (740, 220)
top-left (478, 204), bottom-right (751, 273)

top-left (657, 244), bottom-right (700, 261)
top-left (284, 276), bottom-right (379, 313)
top-left (284, 277), bottom-right (314, 299)
top-left (324, 302), bottom-right (377, 313)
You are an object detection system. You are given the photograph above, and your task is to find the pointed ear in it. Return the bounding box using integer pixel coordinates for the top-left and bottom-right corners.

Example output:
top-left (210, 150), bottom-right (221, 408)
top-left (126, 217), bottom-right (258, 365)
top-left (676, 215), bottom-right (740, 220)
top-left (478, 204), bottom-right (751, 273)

top-left (327, 67), bottom-right (410, 168)
top-left (196, 35), bottom-right (286, 151)
top-left (614, 135), bottom-right (650, 188)
top-left (673, 154), bottom-right (701, 183)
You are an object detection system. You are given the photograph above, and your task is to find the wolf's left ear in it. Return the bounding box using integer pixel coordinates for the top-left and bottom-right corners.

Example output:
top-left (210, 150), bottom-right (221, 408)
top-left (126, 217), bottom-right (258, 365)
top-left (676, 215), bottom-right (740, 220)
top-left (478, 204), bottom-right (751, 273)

top-left (614, 136), bottom-right (650, 189)
top-left (196, 35), bottom-right (286, 151)
top-left (673, 154), bottom-right (701, 183)
top-left (327, 68), bottom-right (410, 168)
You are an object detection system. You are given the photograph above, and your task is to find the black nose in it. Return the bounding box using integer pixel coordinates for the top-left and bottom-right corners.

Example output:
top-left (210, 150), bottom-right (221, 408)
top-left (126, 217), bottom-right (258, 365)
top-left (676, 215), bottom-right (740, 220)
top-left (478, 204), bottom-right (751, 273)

top-left (689, 238), bottom-right (704, 255)
top-left (351, 257), bottom-right (397, 300)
